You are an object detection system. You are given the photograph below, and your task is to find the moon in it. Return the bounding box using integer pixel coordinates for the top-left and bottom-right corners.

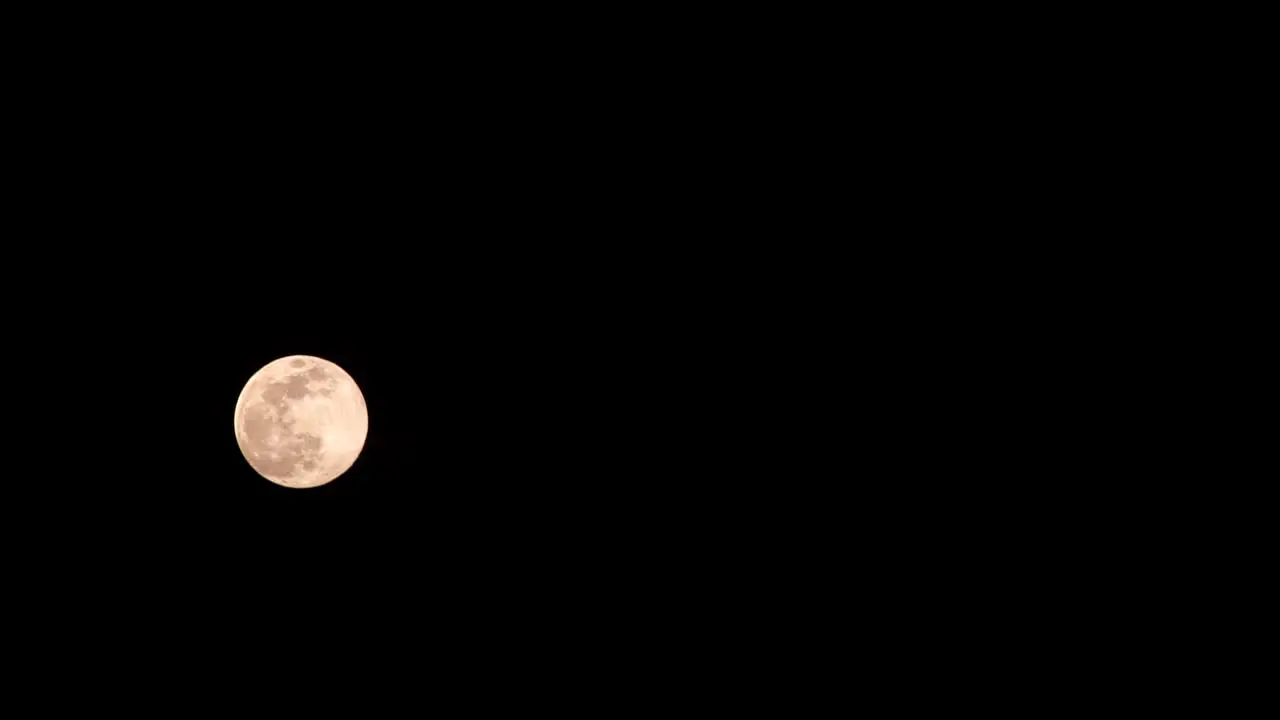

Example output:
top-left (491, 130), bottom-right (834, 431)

top-left (234, 355), bottom-right (369, 488)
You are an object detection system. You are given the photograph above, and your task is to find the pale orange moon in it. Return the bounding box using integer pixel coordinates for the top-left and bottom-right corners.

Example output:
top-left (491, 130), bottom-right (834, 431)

top-left (233, 355), bottom-right (369, 488)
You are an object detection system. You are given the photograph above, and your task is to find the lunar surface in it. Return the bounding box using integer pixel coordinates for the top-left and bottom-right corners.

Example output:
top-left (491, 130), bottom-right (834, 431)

top-left (234, 355), bottom-right (369, 488)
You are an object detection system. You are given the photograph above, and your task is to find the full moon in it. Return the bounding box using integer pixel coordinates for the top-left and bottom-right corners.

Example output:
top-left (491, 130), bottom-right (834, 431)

top-left (234, 355), bottom-right (369, 488)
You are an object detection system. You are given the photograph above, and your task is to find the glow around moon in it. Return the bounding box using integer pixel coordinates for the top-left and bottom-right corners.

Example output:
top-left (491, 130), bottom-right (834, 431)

top-left (234, 355), bottom-right (369, 488)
